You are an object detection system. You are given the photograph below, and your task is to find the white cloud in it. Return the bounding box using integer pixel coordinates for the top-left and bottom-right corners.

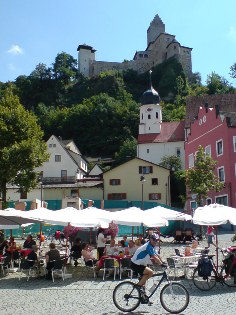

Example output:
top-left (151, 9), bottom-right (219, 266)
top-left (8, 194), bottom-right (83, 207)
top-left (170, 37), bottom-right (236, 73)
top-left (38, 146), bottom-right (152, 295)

top-left (228, 26), bottom-right (236, 41)
top-left (7, 44), bottom-right (24, 55)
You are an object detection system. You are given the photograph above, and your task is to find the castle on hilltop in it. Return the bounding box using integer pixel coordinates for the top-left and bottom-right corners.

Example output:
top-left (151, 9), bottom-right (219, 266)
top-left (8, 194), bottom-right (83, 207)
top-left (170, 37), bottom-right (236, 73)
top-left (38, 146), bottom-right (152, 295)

top-left (77, 15), bottom-right (192, 78)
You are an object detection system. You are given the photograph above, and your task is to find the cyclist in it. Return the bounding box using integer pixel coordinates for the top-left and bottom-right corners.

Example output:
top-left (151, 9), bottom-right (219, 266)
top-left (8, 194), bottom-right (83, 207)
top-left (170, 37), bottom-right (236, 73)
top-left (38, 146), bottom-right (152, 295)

top-left (131, 234), bottom-right (166, 302)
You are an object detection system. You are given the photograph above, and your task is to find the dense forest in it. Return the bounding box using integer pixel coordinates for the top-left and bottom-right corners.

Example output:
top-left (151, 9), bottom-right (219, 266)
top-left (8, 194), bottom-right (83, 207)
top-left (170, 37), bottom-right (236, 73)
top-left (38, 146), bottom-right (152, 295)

top-left (0, 52), bottom-right (235, 161)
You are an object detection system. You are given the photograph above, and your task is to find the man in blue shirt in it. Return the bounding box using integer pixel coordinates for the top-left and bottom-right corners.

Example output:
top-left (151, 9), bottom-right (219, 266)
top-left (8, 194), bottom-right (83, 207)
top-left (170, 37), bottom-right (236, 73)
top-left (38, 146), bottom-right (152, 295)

top-left (131, 234), bottom-right (166, 299)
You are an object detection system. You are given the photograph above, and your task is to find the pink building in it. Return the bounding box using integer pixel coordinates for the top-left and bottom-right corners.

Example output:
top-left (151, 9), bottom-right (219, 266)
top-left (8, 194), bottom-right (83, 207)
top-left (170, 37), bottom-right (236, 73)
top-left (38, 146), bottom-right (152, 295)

top-left (185, 102), bottom-right (236, 213)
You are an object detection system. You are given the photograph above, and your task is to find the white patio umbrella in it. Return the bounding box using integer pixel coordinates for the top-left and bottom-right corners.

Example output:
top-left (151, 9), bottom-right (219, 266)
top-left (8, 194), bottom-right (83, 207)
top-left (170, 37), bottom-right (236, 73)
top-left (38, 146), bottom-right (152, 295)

top-left (193, 203), bottom-right (236, 268)
top-left (0, 209), bottom-right (42, 226)
top-left (144, 206), bottom-right (192, 223)
top-left (193, 203), bottom-right (236, 226)
top-left (112, 206), bottom-right (168, 227)
top-left (79, 206), bottom-right (113, 223)
top-left (55, 207), bottom-right (109, 228)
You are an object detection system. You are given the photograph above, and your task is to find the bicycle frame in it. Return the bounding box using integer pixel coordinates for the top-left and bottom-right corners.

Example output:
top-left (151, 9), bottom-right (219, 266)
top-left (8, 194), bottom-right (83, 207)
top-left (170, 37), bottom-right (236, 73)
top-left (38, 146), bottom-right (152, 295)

top-left (146, 270), bottom-right (169, 299)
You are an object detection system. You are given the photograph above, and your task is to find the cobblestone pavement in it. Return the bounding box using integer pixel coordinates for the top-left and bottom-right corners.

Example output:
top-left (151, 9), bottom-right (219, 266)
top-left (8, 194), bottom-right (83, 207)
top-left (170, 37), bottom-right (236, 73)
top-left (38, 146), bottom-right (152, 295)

top-left (0, 232), bottom-right (235, 315)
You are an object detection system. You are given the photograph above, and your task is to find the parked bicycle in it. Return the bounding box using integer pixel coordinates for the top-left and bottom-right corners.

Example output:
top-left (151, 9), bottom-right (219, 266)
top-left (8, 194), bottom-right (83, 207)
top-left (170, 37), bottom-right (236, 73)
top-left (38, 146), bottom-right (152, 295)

top-left (113, 266), bottom-right (189, 314)
top-left (192, 247), bottom-right (236, 291)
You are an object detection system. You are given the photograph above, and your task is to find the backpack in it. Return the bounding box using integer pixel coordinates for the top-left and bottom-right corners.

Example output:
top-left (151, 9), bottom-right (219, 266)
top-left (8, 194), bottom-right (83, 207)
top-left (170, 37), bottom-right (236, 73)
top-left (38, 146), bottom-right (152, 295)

top-left (197, 257), bottom-right (213, 277)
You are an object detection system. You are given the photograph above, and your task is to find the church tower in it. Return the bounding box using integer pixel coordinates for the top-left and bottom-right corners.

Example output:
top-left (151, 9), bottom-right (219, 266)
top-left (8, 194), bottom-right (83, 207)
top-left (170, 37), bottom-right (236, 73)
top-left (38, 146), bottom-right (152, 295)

top-left (139, 71), bottom-right (162, 135)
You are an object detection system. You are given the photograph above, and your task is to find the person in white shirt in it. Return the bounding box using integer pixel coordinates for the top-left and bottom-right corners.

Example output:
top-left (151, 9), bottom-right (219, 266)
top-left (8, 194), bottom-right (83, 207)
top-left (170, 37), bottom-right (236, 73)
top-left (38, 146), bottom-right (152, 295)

top-left (104, 239), bottom-right (119, 256)
top-left (96, 228), bottom-right (107, 259)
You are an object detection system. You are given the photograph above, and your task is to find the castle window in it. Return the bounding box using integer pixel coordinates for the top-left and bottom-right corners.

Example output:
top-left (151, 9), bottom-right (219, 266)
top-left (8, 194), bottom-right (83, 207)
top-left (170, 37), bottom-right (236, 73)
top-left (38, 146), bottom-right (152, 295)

top-left (174, 46), bottom-right (176, 49)
top-left (148, 114), bottom-right (151, 119)
top-left (139, 54), bottom-right (143, 58)
top-left (144, 54), bottom-right (148, 58)
top-left (147, 149), bottom-right (149, 153)
top-left (156, 112), bottom-right (158, 119)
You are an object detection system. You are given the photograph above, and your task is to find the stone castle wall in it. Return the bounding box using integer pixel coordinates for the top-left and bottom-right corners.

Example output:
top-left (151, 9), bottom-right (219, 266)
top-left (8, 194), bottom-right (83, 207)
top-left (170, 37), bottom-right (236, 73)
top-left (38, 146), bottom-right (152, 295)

top-left (79, 14), bottom-right (192, 78)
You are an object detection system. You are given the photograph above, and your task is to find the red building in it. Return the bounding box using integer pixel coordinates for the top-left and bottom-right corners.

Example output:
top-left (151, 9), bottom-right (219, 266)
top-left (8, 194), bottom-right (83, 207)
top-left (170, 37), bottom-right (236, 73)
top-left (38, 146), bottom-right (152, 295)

top-left (185, 102), bottom-right (236, 212)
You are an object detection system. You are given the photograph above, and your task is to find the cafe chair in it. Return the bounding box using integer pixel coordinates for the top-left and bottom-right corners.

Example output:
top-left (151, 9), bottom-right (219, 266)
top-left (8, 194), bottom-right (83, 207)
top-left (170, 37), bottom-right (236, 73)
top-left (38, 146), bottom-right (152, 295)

top-left (101, 258), bottom-right (118, 280)
top-left (0, 255), bottom-right (12, 276)
top-left (51, 259), bottom-right (65, 282)
top-left (166, 257), bottom-right (184, 280)
top-left (18, 258), bottom-right (38, 281)
top-left (82, 258), bottom-right (97, 278)
top-left (119, 257), bottom-right (133, 280)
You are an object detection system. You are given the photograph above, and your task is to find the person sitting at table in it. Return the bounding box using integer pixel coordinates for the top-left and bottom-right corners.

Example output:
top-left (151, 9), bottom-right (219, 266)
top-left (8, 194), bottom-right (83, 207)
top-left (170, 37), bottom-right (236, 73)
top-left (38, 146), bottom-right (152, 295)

top-left (126, 239), bottom-right (137, 256)
top-left (26, 245), bottom-right (39, 267)
top-left (23, 235), bottom-right (36, 249)
top-left (70, 238), bottom-right (82, 266)
top-left (122, 235), bottom-right (129, 247)
top-left (104, 239), bottom-right (119, 256)
top-left (45, 242), bottom-right (61, 280)
top-left (81, 243), bottom-right (101, 275)
top-left (0, 239), bottom-right (9, 256)
top-left (137, 234), bottom-right (146, 245)
top-left (6, 236), bottom-right (20, 260)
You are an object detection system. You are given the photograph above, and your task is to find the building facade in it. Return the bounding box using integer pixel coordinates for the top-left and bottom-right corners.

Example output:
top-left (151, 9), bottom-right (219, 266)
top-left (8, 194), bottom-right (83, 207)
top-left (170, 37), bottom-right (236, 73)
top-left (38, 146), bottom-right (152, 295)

top-left (103, 157), bottom-right (170, 205)
top-left (78, 14), bottom-right (192, 78)
top-left (185, 102), bottom-right (236, 213)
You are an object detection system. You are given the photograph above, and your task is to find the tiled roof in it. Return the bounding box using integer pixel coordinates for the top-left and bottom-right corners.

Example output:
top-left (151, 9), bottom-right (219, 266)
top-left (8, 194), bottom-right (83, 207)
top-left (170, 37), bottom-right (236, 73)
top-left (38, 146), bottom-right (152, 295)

top-left (186, 94), bottom-right (236, 128)
top-left (138, 121), bottom-right (185, 144)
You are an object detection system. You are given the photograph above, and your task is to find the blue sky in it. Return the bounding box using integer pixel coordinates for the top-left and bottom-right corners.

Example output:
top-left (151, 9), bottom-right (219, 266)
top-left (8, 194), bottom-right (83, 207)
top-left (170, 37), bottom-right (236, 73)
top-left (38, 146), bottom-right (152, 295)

top-left (1, 0), bottom-right (236, 86)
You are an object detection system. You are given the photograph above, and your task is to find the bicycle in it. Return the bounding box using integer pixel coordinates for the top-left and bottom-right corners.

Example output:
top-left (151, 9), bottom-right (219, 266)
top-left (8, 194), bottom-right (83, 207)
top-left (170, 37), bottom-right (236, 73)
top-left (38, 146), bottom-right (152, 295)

top-left (113, 266), bottom-right (189, 314)
top-left (192, 248), bottom-right (236, 291)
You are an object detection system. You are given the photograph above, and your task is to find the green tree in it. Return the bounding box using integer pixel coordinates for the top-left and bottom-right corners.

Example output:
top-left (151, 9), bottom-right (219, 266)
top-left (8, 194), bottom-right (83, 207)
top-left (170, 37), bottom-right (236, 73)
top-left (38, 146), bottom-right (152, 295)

top-left (160, 155), bottom-right (185, 207)
top-left (52, 52), bottom-right (77, 84)
top-left (114, 137), bottom-right (137, 166)
top-left (159, 155), bottom-right (182, 171)
top-left (0, 89), bottom-right (49, 208)
top-left (206, 72), bottom-right (235, 94)
top-left (185, 145), bottom-right (224, 207)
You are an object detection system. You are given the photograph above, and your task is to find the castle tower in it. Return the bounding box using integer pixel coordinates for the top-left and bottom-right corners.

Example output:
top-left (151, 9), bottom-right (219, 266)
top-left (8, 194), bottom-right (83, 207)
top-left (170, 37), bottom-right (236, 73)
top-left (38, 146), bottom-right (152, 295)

top-left (139, 71), bottom-right (162, 135)
top-left (147, 15), bottom-right (165, 46)
top-left (77, 44), bottom-right (96, 77)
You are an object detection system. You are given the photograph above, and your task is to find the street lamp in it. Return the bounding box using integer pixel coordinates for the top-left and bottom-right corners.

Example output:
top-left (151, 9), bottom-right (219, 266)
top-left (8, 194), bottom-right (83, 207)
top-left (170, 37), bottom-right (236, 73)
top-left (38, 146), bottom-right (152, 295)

top-left (39, 171), bottom-right (43, 208)
top-left (140, 175), bottom-right (146, 210)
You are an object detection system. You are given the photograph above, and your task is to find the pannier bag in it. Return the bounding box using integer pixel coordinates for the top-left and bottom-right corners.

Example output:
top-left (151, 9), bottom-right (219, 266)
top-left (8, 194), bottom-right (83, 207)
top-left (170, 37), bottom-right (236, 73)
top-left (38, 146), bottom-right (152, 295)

top-left (197, 257), bottom-right (213, 278)
top-left (223, 248), bottom-right (236, 276)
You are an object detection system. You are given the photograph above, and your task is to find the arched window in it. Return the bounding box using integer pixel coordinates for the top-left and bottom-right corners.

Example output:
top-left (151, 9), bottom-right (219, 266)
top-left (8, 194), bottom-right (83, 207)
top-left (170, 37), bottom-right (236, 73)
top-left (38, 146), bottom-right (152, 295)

top-left (148, 114), bottom-right (151, 119)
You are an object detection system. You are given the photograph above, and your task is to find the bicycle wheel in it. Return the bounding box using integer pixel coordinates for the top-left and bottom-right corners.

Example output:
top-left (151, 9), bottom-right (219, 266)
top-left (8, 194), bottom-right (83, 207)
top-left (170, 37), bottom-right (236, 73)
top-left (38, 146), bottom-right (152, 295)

top-left (113, 281), bottom-right (140, 312)
top-left (221, 266), bottom-right (236, 287)
top-left (160, 282), bottom-right (189, 314)
top-left (192, 268), bottom-right (217, 291)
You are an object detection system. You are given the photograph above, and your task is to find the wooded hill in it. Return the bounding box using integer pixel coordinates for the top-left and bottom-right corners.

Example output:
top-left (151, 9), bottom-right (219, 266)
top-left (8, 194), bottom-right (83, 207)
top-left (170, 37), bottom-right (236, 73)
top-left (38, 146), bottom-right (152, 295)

top-left (0, 52), bottom-right (235, 160)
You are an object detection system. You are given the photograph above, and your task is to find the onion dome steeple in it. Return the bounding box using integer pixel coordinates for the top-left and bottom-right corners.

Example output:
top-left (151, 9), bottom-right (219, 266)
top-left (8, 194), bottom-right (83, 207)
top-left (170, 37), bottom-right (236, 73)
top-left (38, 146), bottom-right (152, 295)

top-left (141, 70), bottom-right (160, 105)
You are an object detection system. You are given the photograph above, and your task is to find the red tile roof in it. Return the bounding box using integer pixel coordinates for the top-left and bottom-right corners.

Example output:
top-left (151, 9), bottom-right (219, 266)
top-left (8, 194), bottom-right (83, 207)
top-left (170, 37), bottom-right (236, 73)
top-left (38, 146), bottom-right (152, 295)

top-left (138, 121), bottom-right (185, 144)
